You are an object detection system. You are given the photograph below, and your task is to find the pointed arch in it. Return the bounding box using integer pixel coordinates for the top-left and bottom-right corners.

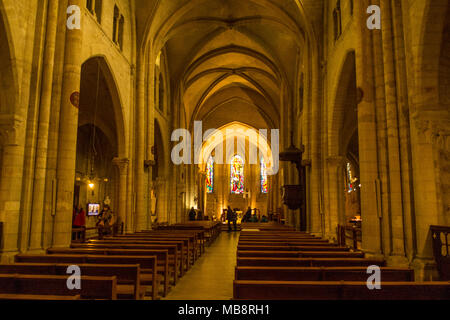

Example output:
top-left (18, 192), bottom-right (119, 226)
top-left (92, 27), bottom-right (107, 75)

top-left (0, 4), bottom-right (18, 114)
top-left (80, 55), bottom-right (127, 158)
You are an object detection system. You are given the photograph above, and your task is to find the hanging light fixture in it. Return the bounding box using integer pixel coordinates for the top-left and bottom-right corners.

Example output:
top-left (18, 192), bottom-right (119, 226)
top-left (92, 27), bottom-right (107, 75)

top-left (86, 59), bottom-right (101, 191)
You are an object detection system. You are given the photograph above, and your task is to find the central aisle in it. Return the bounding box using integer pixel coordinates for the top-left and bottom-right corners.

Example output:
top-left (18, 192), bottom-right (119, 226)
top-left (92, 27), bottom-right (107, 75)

top-left (163, 231), bottom-right (240, 300)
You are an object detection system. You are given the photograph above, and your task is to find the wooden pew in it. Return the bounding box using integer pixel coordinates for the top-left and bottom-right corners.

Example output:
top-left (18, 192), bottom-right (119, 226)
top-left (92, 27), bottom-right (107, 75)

top-left (71, 242), bottom-right (184, 281)
top-left (115, 233), bottom-right (199, 262)
top-left (149, 228), bottom-right (206, 254)
top-left (239, 239), bottom-right (331, 244)
top-left (87, 239), bottom-right (188, 274)
top-left (238, 242), bottom-right (339, 247)
top-left (0, 263), bottom-right (144, 300)
top-left (97, 237), bottom-right (191, 271)
top-left (236, 251), bottom-right (365, 259)
top-left (235, 266), bottom-right (415, 282)
top-left (237, 245), bottom-right (350, 252)
top-left (46, 248), bottom-right (170, 296)
top-left (0, 274), bottom-right (117, 300)
top-left (233, 280), bottom-right (450, 300)
top-left (15, 254), bottom-right (159, 300)
top-left (155, 221), bottom-right (221, 247)
top-left (140, 230), bottom-right (203, 258)
top-left (0, 294), bottom-right (81, 300)
top-left (237, 257), bottom-right (386, 267)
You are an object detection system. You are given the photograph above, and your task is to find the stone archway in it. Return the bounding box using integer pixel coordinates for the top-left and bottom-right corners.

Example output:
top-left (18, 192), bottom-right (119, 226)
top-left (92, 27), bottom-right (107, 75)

top-left (75, 56), bottom-right (127, 233)
top-left (411, 0), bottom-right (450, 264)
top-left (326, 51), bottom-right (358, 239)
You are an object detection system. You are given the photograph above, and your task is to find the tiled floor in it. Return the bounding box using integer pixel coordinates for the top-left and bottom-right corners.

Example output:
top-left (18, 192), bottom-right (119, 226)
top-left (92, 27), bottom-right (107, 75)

top-left (163, 231), bottom-right (240, 300)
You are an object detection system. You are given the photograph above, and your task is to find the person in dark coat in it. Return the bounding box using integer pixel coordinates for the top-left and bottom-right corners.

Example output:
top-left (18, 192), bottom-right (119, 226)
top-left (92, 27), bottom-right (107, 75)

top-left (226, 206), bottom-right (234, 232)
top-left (243, 207), bottom-right (252, 223)
top-left (188, 207), bottom-right (196, 221)
top-left (232, 209), bottom-right (237, 231)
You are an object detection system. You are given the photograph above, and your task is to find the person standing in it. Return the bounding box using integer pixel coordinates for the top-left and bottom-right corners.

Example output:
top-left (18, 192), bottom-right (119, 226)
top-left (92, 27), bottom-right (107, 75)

top-left (73, 206), bottom-right (86, 228)
top-left (226, 206), bottom-right (233, 232)
top-left (243, 207), bottom-right (252, 222)
top-left (189, 207), bottom-right (196, 221)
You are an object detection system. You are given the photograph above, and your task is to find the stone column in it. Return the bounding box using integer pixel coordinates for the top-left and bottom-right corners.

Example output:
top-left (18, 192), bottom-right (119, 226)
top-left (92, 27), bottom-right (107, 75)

top-left (0, 115), bottom-right (25, 262)
top-left (380, 0), bottom-right (408, 265)
top-left (52, 0), bottom-right (83, 247)
top-left (326, 156), bottom-right (346, 240)
top-left (29, 0), bottom-right (60, 252)
top-left (354, 0), bottom-right (383, 258)
top-left (113, 158), bottom-right (129, 227)
top-left (135, 57), bottom-right (145, 231)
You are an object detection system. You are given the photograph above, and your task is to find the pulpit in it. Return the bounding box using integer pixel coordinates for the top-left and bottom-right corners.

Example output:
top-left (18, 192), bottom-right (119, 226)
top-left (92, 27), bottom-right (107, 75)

top-left (279, 133), bottom-right (309, 231)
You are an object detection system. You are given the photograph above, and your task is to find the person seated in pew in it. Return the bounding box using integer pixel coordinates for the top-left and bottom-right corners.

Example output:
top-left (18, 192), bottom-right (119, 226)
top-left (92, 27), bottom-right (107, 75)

top-left (242, 207), bottom-right (252, 223)
top-left (260, 215), bottom-right (268, 223)
top-left (250, 213), bottom-right (259, 223)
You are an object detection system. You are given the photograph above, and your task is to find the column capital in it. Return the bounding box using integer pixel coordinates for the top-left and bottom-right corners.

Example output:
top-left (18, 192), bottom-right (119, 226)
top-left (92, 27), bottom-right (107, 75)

top-left (0, 114), bottom-right (24, 146)
top-left (326, 155), bottom-right (347, 168)
top-left (113, 157), bottom-right (129, 174)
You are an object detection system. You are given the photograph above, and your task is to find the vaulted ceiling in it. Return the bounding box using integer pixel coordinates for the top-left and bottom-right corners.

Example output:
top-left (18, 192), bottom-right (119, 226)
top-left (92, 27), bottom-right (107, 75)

top-left (135, 0), bottom-right (324, 131)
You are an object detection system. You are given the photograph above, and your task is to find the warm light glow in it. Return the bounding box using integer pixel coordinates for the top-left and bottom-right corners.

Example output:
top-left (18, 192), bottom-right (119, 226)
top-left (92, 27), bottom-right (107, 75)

top-left (88, 182), bottom-right (95, 190)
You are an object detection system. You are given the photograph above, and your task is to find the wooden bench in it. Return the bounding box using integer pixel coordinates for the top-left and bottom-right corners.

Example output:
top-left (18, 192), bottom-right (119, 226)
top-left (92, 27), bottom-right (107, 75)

top-left (71, 243), bottom-right (183, 281)
top-left (15, 254), bottom-right (159, 299)
top-left (148, 228), bottom-right (206, 254)
top-left (235, 266), bottom-right (415, 282)
top-left (87, 239), bottom-right (189, 274)
top-left (0, 274), bottom-right (117, 300)
top-left (46, 248), bottom-right (170, 296)
top-left (238, 242), bottom-right (340, 248)
top-left (98, 237), bottom-right (191, 271)
top-left (0, 293), bottom-right (81, 300)
top-left (239, 239), bottom-right (331, 244)
top-left (237, 245), bottom-right (350, 251)
top-left (237, 257), bottom-right (386, 267)
top-left (141, 231), bottom-right (202, 258)
top-left (0, 263), bottom-right (144, 300)
top-left (233, 280), bottom-right (450, 300)
top-left (236, 251), bottom-right (364, 259)
top-left (116, 233), bottom-right (199, 262)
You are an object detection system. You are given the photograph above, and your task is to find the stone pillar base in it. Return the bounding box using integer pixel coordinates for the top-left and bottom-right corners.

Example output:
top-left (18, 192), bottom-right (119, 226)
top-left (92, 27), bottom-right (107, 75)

top-left (411, 257), bottom-right (439, 281)
top-left (386, 255), bottom-right (410, 268)
top-left (26, 248), bottom-right (46, 255)
top-left (0, 250), bottom-right (19, 264)
top-left (363, 252), bottom-right (386, 262)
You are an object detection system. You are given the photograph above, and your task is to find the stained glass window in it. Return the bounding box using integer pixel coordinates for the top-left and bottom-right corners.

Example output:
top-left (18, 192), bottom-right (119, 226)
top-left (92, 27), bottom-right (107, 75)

top-left (347, 162), bottom-right (353, 192)
top-left (231, 155), bottom-right (244, 194)
top-left (260, 157), bottom-right (268, 193)
top-left (206, 157), bottom-right (214, 193)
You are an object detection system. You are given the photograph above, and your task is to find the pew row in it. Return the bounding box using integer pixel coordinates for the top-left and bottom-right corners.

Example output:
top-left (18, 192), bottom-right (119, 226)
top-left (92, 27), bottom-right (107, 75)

top-left (46, 247), bottom-right (170, 296)
top-left (235, 266), bottom-right (415, 282)
top-left (233, 280), bottom-right (450, 300)
top-left (0, 263), bottom-right (144, 299)
top-left (15, 254), bottom-right (159, 299)
top-left (0, 274), bottom-right (117, 300)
